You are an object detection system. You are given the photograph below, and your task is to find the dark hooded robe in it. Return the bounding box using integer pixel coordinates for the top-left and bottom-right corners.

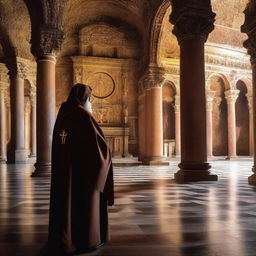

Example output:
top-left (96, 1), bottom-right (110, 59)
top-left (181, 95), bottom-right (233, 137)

top-left (48, 84), bottom-right (114, 255)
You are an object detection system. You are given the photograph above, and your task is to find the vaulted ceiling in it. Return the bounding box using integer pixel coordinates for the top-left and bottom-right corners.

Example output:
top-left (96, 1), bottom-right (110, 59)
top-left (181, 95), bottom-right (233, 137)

top-left (0, 0), bottom-right (251, 63)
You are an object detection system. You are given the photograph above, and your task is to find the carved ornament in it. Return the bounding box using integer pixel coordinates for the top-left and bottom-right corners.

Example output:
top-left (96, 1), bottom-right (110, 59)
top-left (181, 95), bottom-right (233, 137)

top-left (31, 27), bottom-right (64, 58)
top-left (241, 0), bottom-right (256, 64)
top-left (87, 72), bottom-right (115, 99)
top-left (140, 65), bottom-right (165, 91)
top-left (170, 0), bottom-right (215, 43)
top-left (224, 89), bottom-right (240, 104)
top-left (6, 59), bottom-right (29, 79)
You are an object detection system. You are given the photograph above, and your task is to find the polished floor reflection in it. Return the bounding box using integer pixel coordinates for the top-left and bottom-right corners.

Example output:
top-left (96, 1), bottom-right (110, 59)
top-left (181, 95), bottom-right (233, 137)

top-left (0, 160), bottom-right (256, 256)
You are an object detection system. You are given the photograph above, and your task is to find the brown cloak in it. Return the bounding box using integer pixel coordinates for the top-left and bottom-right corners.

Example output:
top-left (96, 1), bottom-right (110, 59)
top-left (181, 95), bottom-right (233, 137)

top-left (48, 99), bottom-right (114, 255)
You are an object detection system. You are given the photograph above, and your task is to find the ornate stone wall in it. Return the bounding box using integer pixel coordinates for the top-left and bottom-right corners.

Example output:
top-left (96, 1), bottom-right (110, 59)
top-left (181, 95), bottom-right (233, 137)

top-left (79, 23), bottom-right (140, 59)
top-left (71, 56), bottom-right (138, 156)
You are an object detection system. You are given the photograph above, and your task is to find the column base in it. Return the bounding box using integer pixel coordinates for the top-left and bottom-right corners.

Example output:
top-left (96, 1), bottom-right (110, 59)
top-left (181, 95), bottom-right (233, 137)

top-left (175, 170), bottom-right (218, 183)
top-left (248, 166), bottom-right (256, 185)
top-left (142, 156), bottom-right (169, 166)
top-left (0, 157), bottom-right (6, 164)
top-left (175, 162), bottom-right (218, 183)
top-left (31, 162), bottom-right (51, 177)
top-left (7, 149), bottom-right (27, 164)
top-left (248, 174), bottom-right (256, 185)
top-left (122, 152), bottom-right (133, 158)
top-left (225, 155), bottom-right (237, 160)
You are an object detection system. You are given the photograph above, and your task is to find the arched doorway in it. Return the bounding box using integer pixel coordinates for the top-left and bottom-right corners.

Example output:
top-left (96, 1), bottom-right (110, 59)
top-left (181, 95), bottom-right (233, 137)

top-left (235, 80), bottom-right (249, 156)
top-left (162, 81), bottom-right (176, 157)
top-left (210, 76), bottom-right (228, 156)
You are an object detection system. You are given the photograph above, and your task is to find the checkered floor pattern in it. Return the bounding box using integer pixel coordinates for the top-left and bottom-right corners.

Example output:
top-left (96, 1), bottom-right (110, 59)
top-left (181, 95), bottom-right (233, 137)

top-left (1, 160), bottom-right (256, 256)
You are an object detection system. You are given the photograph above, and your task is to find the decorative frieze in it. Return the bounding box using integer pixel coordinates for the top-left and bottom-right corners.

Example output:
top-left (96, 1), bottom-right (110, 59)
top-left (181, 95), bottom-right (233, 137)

top-left (205, 53), bottom-right (251, 70)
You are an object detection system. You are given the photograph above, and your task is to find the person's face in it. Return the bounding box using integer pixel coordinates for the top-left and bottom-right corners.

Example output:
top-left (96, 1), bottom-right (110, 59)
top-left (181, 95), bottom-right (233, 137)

top-left (83, 96), bottom-right (92, 113)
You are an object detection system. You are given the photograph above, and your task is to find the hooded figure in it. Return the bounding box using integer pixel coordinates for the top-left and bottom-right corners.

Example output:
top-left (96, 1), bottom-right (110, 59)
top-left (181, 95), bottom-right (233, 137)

top-left (48, 83), bottom-right (114, 255)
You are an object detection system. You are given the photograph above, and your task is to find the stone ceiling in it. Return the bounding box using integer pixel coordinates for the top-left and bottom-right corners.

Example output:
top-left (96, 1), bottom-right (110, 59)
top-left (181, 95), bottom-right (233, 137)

top-left (0, 0), bottom-right (251, 62)
top-left (0, 0), bottom-right (31, 59)
top-left (158, 0), bottom-right (249, 61)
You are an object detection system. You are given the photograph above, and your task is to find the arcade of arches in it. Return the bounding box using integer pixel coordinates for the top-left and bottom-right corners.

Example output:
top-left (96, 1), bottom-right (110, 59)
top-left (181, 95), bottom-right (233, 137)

top-left (1, 0), bottom-right (256, 184)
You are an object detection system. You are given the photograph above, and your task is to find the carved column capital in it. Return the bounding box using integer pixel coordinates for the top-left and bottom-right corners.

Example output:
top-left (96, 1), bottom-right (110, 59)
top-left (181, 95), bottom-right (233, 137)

top-left (170, 0), bottom-right (215, 43)
top-left (224, 89), bottom-right (240, 104)
top-left (206, 90), bottom-right (215, 111)
top-left (5, 59), bottom-right (29, 79)
top-left (246, 93), bottom-right (253, 111)
top-left (141, 65), bottom-right (165, 90)
top-left (241, 1), bottom-right (256, 64)
top-left (31, 27), bottom-right (65, 58)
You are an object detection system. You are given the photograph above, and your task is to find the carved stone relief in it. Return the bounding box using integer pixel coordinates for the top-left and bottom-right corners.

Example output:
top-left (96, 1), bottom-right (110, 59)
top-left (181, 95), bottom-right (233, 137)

top-left (79, 24), bottom-right (139, 58)
top-left (87, 72), bottom-right (115, 99)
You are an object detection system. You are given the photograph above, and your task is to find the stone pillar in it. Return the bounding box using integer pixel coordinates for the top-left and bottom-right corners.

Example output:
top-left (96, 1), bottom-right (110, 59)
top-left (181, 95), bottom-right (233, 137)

top-left (30, 88), bottom-right (36, 158)
top-left (7, 61), bottom-right (28, 163)
top-left (5, 95), bottom-right (11, 147)
top-left (247, 94), bottom-right (253, 156)
top-left (32, 55), bottom-right (56, 176)
top-left (24, 97), bottom-right (31, 157)
top-left (206, 90), bottom-right (215, 157)
top-left (141, 66), bottom-right (168, 165)
top-left (144, 85), bottom-right (152, 160)
top-left (174, 95), bottom-right (181, 156)
top-left (0, 83), bottom-right (8, 163)
top-left (224, 89), bottom-right (239, 159)
top-left (241, 2), bottom-right (256, 184)
top-left (138, 82), bottom-right (146, 161)
top-left (30, 27), bottom-right (64, 177)
top-left (170, 0), bottom-right (217, 182)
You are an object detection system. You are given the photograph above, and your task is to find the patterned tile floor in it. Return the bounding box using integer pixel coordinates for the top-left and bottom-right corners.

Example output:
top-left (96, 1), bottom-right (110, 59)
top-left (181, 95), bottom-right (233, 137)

top-left (1, 160), bottom-right (256, 256)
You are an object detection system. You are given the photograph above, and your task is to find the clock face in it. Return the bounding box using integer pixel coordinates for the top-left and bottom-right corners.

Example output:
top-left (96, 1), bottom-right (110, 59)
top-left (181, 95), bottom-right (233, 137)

top-left (86, 72), bottom-right (115, 99)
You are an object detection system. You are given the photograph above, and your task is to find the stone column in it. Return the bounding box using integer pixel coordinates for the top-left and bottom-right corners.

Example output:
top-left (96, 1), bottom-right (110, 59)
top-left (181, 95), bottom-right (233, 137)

top-left (241, 1), bottom-right (256, 184)
top-left (142, 66), bottom-right (168, 165)
top-left (206, 90), bottom-right (215, 157)
top-left (5, 95), bottom-right (11, 147)
top-left (30, 88), bottom-right (36, 158)
top-left (0, 83), bottom-right (8, 163)
top-left (7, 61), bottom-right (28, 163)
top-left (24, 97), bottom-right (31, 157)
top-left (31, 28), bottom-right (64, 177)
top-left (170, 0), bottom-right (217, 182)
top-left (224, 89), bottom-right (239, 159)
top-left (247, 94), bottom-right (253, 156)
top-left (174, 95), bottom-right (181, 156)
top-left (138, 81), bottom-right (146, 161)
top-left (144, 84), bottom-right (152, 161)
top-left (32, 55), bottom-right (56, 176)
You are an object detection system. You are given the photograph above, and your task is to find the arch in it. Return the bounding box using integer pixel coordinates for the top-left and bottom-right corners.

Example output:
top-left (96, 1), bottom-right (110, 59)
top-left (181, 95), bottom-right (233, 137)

top-left (206, 73), bottom-right (231, 91)
top-left (149, 0), bottom-right (170, 65)
top-left (233, 76), bottom-right (252, 96)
